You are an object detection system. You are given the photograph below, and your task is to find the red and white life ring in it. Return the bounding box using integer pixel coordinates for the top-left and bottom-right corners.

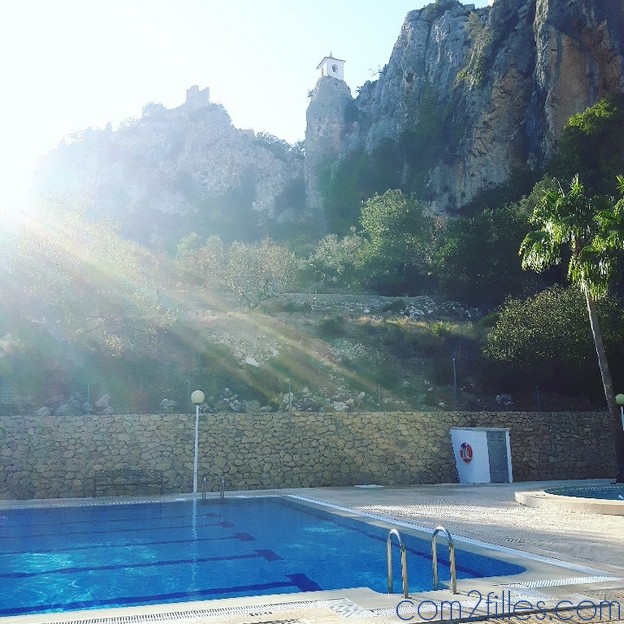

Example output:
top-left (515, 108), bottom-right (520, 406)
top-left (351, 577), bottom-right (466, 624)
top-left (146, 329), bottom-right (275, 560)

top-left (459, 442), bottom-right (473, 463)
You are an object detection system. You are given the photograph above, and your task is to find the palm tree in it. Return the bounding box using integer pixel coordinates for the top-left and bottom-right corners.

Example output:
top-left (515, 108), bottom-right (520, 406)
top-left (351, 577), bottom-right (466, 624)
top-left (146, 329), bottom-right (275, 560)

top-left (520, 175), bottom-right (624, 483)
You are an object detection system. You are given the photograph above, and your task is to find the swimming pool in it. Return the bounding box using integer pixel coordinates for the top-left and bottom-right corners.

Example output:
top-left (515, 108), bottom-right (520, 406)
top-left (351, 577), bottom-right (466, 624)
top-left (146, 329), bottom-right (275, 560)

top-left (0, 497), bottom-right (525, 616)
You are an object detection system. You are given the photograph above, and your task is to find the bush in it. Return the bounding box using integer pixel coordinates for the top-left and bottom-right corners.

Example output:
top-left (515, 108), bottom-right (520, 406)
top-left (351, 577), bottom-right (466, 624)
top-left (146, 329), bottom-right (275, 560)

top-left (483, 286), bottom-right (624, 396)
top-left (432, 203), bottom-right (533, 305)
top-left (317, 315), bottom-right (346, 338)
top-left (359, 190), bottom-right (435, 294)
top-left (431, 321), bottom-right (451, 338)
top-left (307, 232), bottom-right (364, 291)
top-left (225, 239), bottom-right (298, 308)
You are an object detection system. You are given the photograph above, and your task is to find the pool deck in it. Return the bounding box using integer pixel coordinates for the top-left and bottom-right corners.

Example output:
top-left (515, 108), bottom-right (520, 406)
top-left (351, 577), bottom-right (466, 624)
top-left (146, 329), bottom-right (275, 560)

top-left (2, 479), bottom-right (624, 624)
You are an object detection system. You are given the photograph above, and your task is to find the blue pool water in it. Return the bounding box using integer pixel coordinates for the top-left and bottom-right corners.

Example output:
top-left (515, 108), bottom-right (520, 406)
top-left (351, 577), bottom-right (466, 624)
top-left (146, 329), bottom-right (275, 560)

top-left (546, 484), bottom-right (624, 501)
top-left (0, 497), bottom-right (525, 616)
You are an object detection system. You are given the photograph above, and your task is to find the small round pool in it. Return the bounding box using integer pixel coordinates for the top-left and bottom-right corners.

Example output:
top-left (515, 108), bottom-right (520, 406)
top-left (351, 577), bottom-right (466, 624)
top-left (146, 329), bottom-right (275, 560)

top-left (515, 482), bottom-right (624, 515)
top-left (545, 484), bottom-right (624, 500)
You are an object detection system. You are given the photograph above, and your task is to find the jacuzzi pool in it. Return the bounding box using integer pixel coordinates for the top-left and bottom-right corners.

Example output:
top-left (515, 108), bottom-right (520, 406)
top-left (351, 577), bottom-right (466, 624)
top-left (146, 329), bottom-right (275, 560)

top-left (516, 482), bottom-right (624, 515)
top-left (545, 484), bottom-right (624, 501)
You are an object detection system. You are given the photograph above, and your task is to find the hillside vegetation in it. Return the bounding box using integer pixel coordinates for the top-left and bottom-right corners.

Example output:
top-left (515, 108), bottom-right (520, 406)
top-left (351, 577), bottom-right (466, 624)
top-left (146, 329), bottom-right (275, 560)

top-left (0, 206), bottom-right (608, 417)
top-left (5, 94), bottom-right (624, 417)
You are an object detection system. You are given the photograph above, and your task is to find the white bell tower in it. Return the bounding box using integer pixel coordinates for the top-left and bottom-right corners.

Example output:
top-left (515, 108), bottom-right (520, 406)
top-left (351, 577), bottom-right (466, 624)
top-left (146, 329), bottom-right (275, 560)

top-left (316, 55), bottom-right (345, 81)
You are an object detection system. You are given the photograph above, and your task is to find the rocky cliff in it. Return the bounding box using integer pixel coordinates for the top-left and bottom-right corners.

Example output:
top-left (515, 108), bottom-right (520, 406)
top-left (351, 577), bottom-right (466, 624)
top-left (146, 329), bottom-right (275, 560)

top-left (304, 76), bottom-right (354, 233)
top-left (306, 0), bottom-right (624, 221)
top-left (32, 96), bottom-right (304, 248)
top-left (31, 0), bottom-right (624, 242)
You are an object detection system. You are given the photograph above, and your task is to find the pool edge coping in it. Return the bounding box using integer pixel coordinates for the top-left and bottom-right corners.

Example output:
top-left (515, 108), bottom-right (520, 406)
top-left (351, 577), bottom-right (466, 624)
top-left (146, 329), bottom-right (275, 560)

top-left (515, 488), bottom-right (624, 516)
top-left (287, 494), bottom-right (622, 577)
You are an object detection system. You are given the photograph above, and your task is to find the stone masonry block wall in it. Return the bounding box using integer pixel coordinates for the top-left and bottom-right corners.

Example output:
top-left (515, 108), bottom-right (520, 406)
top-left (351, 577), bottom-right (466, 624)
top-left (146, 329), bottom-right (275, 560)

top-left (0, 411), bottom-right (616, 499)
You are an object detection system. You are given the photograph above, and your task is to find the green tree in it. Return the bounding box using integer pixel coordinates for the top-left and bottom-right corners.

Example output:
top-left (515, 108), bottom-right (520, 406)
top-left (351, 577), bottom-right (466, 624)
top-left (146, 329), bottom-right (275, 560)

top-left (554, 94), bottom-right (624, 196)
top-left (359, 189), bottom-right (434, 294)
top-left (225, 239), bottom-right (298, 308)
top-left (176, 234), bottom-right (225, 288)
top-left (307, 230), bottom-right (365, 290)
top-left (520, 175), bottom-right (624, 482)
top-left (255, 132), bottom-right (298, 162)
top-left (484, 287), bottom-right (624, 395)
top-left (433, 177), bottom-right (559, 304)
top-left (142, 101), bottom-right (167, 118)
top-left (320, 150), bottom-right (372, 235)
top-left (434, 204), bottom-right (533, 305)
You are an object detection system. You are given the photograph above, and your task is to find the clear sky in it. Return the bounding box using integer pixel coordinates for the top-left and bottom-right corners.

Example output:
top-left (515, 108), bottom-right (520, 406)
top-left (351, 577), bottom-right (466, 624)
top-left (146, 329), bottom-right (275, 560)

top-left (0, 0), bottom-right (488, 213)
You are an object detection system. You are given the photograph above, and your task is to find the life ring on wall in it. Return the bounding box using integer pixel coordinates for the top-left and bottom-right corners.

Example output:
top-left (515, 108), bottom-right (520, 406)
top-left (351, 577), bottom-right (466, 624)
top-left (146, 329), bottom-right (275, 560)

top-left (459, 442), bottom-right (473, 463)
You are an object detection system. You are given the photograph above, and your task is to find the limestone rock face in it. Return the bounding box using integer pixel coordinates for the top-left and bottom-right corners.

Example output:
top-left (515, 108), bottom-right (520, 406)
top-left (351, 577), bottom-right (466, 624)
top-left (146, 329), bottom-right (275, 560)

top-left (307, 0), bottom-right (624, 216)
top-left (357, 2), bottom-right (474, 151)
top-left (32, 100), bottom-right (304, 247)
top-left (532, 0), bottom-right (624, 157)
top-left (304, 76), bottom-right (354, 233)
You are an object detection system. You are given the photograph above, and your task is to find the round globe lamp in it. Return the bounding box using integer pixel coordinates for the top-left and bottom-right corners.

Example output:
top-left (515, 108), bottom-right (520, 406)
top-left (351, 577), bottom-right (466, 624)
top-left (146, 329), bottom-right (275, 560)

top-left (616, 394), bottom-right (624, 432)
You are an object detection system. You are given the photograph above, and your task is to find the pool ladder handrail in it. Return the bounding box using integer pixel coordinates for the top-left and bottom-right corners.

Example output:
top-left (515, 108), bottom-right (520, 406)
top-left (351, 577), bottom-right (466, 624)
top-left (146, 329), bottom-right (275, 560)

top-left (431, 525), bottom-right (457, 594)
top-left (200, 475), bottom-right (225, 501)
top-left (387, 528), bottom-right (409, 598)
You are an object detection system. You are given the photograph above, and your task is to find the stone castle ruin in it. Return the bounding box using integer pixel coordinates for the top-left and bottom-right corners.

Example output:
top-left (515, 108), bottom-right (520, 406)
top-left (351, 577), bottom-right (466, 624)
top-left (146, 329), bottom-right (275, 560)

top-left (185, 84), bottom-right (211, 109)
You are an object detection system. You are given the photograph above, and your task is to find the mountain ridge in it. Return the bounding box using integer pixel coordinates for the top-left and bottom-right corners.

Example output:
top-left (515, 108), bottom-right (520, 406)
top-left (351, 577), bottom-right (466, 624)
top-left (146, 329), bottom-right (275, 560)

top-left (32, 95), bottom-right (304, 248)
top-left (305, 0), bottom-right (624, 224)
top-left (30, 0), bottom-right (624, 244)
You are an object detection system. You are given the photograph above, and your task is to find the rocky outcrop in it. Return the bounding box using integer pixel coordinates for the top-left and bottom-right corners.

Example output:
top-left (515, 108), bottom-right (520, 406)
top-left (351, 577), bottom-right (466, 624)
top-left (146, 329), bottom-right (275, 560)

top-left (307, 0), bottom-right (624, 216)
top-left (30, 1), bottom-right (624, 236)
top-left (532, 0), bottom-right (624, 157)
top-left (32, 97), bottom-right (304, 247)
top-left (304, 75), bottom-right (354, 233)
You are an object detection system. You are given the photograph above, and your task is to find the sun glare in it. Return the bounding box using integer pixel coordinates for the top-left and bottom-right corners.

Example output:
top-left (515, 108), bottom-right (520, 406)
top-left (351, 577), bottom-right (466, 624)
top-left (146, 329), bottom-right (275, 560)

top-left (0, 202), bottom-right (29, 236)
top-left (2, 138), bottom-right (38, 235)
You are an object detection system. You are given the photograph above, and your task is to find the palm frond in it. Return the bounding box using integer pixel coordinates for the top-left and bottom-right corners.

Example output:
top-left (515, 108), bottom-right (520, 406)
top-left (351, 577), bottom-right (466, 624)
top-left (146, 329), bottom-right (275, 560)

top-left (520, 230), bottom-right (560, 272)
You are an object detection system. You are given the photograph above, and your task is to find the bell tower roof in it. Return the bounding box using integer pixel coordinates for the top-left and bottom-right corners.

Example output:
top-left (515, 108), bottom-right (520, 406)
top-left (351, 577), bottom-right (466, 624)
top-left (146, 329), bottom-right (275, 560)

top-left (316, 55), bottom-right (345, 81)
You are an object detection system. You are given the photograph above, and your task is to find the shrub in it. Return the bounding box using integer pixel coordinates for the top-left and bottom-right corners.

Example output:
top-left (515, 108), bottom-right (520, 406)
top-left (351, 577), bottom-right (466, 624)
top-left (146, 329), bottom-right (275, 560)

top-left (317, 315), bottom-right (346, 338)
top-left (483, 286), bottom-right (624, 396)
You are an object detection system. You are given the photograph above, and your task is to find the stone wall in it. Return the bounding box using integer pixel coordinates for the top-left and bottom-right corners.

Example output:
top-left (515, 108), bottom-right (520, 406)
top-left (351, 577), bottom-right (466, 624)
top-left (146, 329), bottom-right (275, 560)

top-left (0, 411), bottom-right (616, 499)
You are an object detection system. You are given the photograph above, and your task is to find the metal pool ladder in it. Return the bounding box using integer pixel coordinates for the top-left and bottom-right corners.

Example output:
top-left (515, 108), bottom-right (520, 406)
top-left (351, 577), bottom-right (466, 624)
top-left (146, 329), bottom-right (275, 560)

top-left (432, 526), bottom-right (457, 594)
top-left (387, 528), bottom-right (409, 598)
top-left (200, 475), bottom-right (225, 501)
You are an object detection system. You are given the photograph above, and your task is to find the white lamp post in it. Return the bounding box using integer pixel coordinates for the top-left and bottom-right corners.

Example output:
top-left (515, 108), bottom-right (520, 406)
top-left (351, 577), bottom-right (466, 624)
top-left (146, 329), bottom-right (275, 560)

top-left (191, 389), bottom-right (205, 494)
top-left (286, 378), bottom-right (292, 412)
top-left (616, 393), bottom-right (624, 431)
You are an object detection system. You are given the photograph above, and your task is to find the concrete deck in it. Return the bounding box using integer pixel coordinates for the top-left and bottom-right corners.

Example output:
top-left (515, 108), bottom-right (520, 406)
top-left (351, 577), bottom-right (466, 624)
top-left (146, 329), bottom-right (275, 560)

top-left (2, 480), bottom-right (624, 624)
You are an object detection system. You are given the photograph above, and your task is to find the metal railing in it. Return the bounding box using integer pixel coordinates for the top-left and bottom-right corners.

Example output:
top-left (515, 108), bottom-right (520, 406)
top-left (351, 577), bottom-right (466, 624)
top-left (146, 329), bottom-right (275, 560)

top-left (431, 526), bottom-right (457, 594)
top-left (200, 475), bottom-right (225, 501)
top-left (387, 528), bottom-right (409, 598)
